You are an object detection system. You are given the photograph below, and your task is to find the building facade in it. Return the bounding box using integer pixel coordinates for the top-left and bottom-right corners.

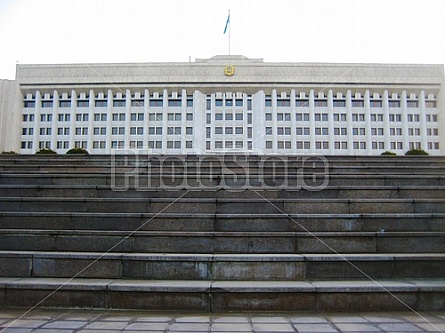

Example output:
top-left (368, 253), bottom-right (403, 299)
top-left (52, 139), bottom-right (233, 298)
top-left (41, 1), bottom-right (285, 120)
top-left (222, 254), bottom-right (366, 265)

top-left (1, 55), bottom-right (444, 155)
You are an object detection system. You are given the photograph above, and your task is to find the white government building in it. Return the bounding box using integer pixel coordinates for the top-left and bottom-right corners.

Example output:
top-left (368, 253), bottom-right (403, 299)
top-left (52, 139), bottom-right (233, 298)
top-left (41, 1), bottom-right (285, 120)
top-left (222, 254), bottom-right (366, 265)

top-left (0, 55), bottom-right (444, 155)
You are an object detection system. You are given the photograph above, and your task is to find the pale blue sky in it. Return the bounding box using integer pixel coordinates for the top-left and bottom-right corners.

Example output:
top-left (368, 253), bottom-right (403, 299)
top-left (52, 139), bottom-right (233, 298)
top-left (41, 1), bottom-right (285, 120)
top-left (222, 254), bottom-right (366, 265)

top-left (0, 0), bottom-right (444, 79)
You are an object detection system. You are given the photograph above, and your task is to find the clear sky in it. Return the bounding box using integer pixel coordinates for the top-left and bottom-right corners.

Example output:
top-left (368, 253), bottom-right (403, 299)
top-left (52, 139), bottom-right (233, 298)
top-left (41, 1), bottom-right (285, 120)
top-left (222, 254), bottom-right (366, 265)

top-left (0, 0), bottom-right (444, 79)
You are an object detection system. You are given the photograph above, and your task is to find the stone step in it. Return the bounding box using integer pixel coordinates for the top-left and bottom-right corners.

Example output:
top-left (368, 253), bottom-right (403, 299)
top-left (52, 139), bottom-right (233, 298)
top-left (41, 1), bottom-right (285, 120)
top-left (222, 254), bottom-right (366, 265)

top-left (0, 277), bottom-right (444, 311)
top-left (1, 251), bottom-right (445, 281)
top-left (1, 212), bottom-right (444, 232)
top-left (0, 185), bottom-right (444, 199)
top-left (1, 197), bottom-right (444, 214)
top-left (1, 230), bottom-right (444, 253)
top-left (1, 173), bottom-right (444, 187)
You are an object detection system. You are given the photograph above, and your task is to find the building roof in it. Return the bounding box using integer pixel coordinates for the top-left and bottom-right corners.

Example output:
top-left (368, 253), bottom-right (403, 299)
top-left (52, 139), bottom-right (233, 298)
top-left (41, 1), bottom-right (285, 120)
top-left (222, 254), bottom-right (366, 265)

top-left (15, 56), bottom-right (444, 94)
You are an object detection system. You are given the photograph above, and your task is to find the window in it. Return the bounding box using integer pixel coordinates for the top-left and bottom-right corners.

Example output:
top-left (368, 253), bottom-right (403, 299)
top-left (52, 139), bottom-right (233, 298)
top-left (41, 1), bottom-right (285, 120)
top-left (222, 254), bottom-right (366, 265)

top-left (407, 101), bottom-right (419, 108)
top-left (265, 98), bottom-right (272, 107)
top-left (277, 99), bottom-right (290, 107)
top-left (215, 141), bottom-right (223, 149)
top-left (426, 101), bottom-right (437, 108)
top-left (265, 113), bottom-right (272, 121)
top-left (59, 101), bottom-right (71, 108)
top-left (265, 127), bottom-right (272, 135)
top-left (215, 127), bottom-right (223, 134)
top-left (266, 141), bottom-right (273, 149)
top-left (168, 100), bottom-right (182, 107)
top-left (215, 99), bottom-right (223, 107)
top-left (186, 141), bottom-right (193, 148)
top-left (186, 127), bottom-right (193, 135)
top-left (113, 100), bottom-right (126, 107)
top-left (235, 99), bottom-right (243, 107)
top-left (389, 100), bottom-right (400, 108)
top-left (296, 113), bottom-right (310, 122)
top-left (41, 101), bottom-right (53, 108)
top-left (225, 99), bottom-right (233, 107)
top-left (247, 99), bottom-right (252, 110)
top-left (296, 99), bottom-right (308, 107)
top-left (131, 99), bottom-right (144, 107)
top-left (215, 113), bottom-right (223, 121)
top-left (247, 113), bottom-right (252, 124)
top-left (333, 100), bottom-right (346, 107)
top-left (186, 113), bottom-right (193, 121)
top-left (225, 127), bottom-right (233, 135)
top-left (77, 100), bottom-right (89, 107)
top-left (149, 100), bottom-right (163, 107)
top-left (370, 100), bottom-right (382, 108)
top-left (167, 127), bottom-right (181, 135)
top-left (314, 100), bottom-right (327, 107)
top-left (95, 100), bottom-right (107, 107)
top-left (278, 141), bottom-right (291, 149)
top-left (352, 100), bottom-right (364, 108)
top-left (167, 141), bottom-right (181, 149)
top-left (187, 98), bottom-right (193, 107)
top-left (24, 101), bottom-right (35, 108)
top-left (235, 127), bottom-right (243, 135)
top-left (247, 127), bottom-right (252, 138)
top-left (206, 99), bottom-right (211, 110)
top-left (225, 141), bottom-right (233, 148)
top-left (225, 113), bottom-right (233, 121)
top-left (235, 113), bottom-right (243, 121)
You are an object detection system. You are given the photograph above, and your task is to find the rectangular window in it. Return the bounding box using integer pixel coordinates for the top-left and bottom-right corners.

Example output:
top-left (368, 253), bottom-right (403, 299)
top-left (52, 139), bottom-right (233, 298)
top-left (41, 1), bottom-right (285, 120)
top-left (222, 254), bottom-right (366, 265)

top-left (206, 113), bottom-right (212, 124)
top-left (235, 99), bottom-right (243, 107)
top-left (186, 113), bottom-right (193, 121)
top-left (314, 100), bottom-right (327, 107)
top-left (407, 101), bottom-right (419, 108)
top-left (247, 113), bottom-right (252, 124)
top-left (41, 101), bottom-right (53, 108)
top-left (426, 101), bottom-right (437, 108)
top-left (149, 100), bottom-right (163, 107)
top-left (225, 113), bottom-right (233, 121)
top-left (265, 127), bottom-right (272, 135)
top-left (235, 113), bottom-right (243, 121)
top-left (277, 99), bottom-right (290, 107)
top-left (389, 100), bottom-right (400, 108)
top-left (265, 113), bottom-right (272, 121)
top-left (168, 100), bottom-right (182, 107)
top-left (77, 100), bottom-right (89, 108)
top-left (131, 99), bottom-right (144, 107)
top-left (95, 100), bottom-right (107, 107)
top-left (265, 99), bottom-right (272, 107)
top-left (24, 101), bottom-right (35, 108)
top-left (215, 113), bottom-right (223, 121)
top-left (352, 100), bottom-right (364, 108)
top-left (59, 101), bottom-right (71, 108)
top-left (296, 99), bottom-right (308, 107)
top-left (333, 100), bottom-right (346, 107)
top-left (247, 99), bottom-right (252, 110)
top-left (370, 100), bottom-right (382, 108)
top-left (206, 99), bottom-right (211, 110)
top-left (215, 99), bottom-right (223, 107)
top-left (225, 99), bottom-right (233, 107)
top-left (113, 100), bottom-right (126, 107)
top-left (225, 127), bottom-right (233, 135)
top-left (187, 99), bottom-right (193, 107)
top-left (186, 127), bottom-right (193, 135)
top-left (235, 127), bottom-right (243, 135)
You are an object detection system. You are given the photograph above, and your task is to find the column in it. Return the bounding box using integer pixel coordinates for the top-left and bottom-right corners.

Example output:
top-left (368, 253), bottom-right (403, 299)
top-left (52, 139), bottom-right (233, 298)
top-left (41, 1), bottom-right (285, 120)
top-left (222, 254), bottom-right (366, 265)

top-left (346, 90), bottom-right (353, 155)
top-left (327, 90), bottom-right (335, 155)
top-left (252, 90), bottom-right (265, 154)
top-left (383, 90), bottom-right (391, 152)
top-left (364, 90), bottom-right (372, 155)
top-left (401, 91), bottom-right (409, 152)
top-left (309, 89), bottom-right (316, 154)
top-left (419, 91), bottom-right (428, 152)
top-left (32, 91), bottom-right (41, 151)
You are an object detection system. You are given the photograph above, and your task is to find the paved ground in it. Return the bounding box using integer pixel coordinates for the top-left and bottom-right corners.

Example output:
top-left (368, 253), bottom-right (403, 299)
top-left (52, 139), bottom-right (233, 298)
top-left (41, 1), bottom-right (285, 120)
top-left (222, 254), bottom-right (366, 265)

top-left (0, 309), bottom-right (444, 333)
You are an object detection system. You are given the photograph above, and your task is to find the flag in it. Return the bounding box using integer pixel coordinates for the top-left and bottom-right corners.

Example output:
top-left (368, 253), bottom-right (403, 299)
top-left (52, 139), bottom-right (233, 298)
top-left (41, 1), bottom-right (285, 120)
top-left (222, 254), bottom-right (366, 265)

top-left (223, 12), bottom-right (230, 34)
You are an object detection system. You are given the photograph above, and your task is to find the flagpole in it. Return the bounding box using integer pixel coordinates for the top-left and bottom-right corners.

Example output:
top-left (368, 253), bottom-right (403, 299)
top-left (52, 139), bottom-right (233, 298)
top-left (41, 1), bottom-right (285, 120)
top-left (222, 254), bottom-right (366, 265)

top-left (228, 9), bottom-right (231, 56)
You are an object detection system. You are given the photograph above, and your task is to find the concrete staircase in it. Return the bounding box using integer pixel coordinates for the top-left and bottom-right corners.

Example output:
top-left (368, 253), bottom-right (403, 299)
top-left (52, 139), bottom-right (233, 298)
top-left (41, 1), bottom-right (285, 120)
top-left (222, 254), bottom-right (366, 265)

top-left (0, 154), bottom-right (444, 311)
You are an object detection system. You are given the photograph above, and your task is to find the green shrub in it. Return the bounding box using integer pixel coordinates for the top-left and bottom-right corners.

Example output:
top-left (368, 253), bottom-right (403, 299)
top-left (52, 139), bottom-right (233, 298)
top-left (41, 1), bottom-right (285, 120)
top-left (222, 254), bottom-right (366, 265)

top-left (405, 149), bottom-right (429, 156)
top-left (381, 151), bottom-right (397, 156)
top-left (36, 148), bottom-right (57, 154)
top-left (1, 151), bottom-right (17, 154)
top-left (66, 148), bottom-right (89, 155)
